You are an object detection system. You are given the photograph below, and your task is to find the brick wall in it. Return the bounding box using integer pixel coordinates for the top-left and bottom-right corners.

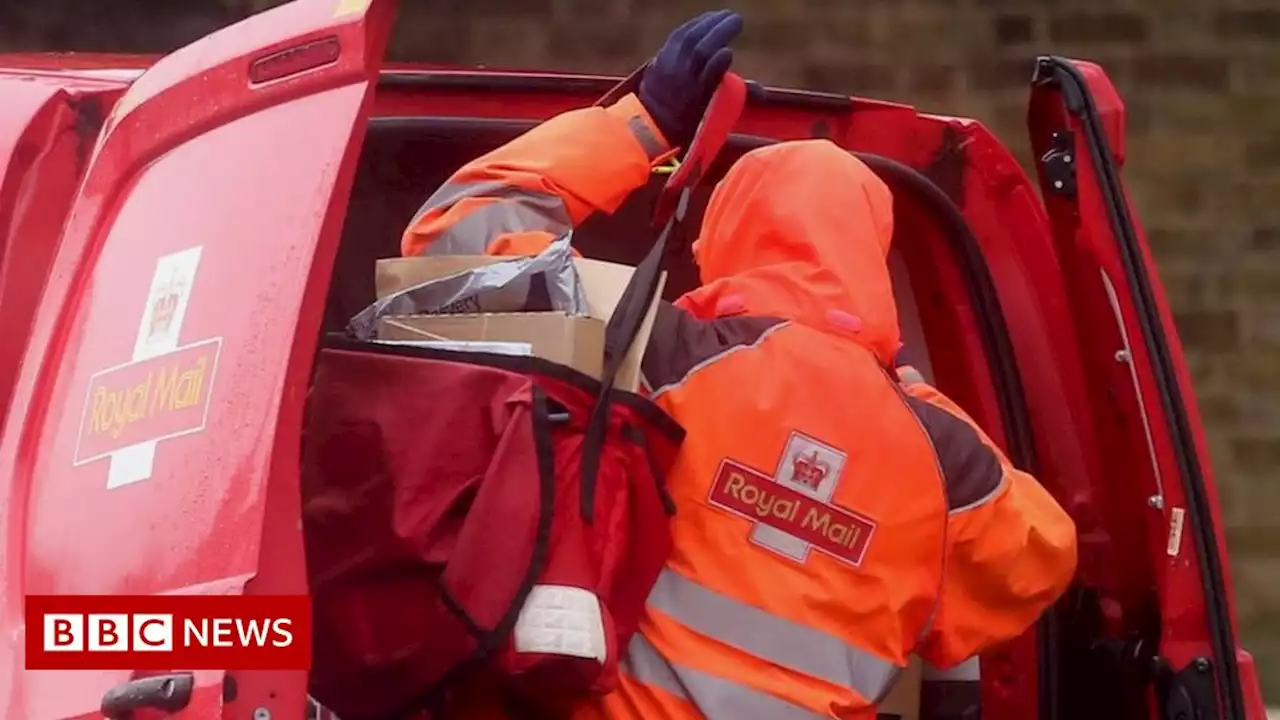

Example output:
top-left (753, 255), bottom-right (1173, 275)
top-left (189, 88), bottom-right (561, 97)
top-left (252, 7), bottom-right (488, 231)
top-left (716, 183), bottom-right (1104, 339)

top-left (3, 0), bottom-right (1278, 700)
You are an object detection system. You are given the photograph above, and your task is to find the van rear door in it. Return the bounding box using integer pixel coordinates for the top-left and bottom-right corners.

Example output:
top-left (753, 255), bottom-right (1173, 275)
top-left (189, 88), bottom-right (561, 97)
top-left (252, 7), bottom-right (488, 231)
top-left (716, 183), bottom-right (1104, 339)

top-left (0, 1), bottom-right (394, 717)
top-left (0, 72), bottom-right (124, 442)
top-left (1029, 57), bottom-right (1267, 720)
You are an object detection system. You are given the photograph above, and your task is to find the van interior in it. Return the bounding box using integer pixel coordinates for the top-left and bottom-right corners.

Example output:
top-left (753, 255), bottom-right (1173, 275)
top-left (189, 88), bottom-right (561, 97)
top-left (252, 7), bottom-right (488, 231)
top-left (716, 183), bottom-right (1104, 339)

top-left (309, 94), bottom-right (1108, 718)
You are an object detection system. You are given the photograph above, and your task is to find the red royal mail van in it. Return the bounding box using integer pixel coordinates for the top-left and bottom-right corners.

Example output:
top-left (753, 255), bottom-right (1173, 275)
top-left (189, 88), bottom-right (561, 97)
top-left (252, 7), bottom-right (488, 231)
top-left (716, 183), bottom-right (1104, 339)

top-left (0, 0), bottom-right (1269, 718)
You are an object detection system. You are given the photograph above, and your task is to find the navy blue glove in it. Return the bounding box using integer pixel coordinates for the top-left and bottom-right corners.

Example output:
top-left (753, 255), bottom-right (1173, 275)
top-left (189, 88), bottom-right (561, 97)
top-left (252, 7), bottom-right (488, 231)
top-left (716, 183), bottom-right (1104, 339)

top-left (639, 10), bottom-right (743, 148)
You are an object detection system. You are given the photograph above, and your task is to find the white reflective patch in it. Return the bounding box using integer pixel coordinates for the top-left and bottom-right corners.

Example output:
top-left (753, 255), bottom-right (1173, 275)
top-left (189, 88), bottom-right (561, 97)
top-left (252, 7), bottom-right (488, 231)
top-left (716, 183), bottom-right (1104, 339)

top-left (513, 585), bottom-right (606, 663)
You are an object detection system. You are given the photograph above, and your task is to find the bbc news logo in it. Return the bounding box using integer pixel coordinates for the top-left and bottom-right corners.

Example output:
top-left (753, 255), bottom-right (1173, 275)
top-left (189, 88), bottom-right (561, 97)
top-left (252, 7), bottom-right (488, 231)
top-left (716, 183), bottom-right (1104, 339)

top-left (26, 595), bottom-right (309, 670)
top-left (43, 613), bottom-right (294, 653)
top-left (44, 613), bottom-right (180, 652)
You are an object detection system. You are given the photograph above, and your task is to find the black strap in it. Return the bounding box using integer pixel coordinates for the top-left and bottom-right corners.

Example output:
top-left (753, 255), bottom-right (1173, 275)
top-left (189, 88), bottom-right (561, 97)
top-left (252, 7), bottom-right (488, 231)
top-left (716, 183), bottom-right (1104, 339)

top-left (596, 62), bottom-right (649, 109)
top-left (578, 188), bottom-right (689, 523)
top-left (575, 64), bottom-right (744, 524)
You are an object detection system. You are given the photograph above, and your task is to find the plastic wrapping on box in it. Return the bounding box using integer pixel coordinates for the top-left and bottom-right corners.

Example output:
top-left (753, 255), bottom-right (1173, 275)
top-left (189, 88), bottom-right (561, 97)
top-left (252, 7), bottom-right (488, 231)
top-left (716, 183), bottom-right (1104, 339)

top-left (348, 236), bottom-right (586, 341)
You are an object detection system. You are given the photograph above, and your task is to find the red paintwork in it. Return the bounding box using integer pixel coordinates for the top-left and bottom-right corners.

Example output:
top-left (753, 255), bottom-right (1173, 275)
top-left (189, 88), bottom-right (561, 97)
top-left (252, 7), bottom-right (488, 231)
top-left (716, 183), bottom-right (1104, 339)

top-left (0, 1), bottom-right (1262, 718)
top-left (0, 73), bottom-right (125, 445)
top-left (0, 53), bottom-right (156, 71)
top-left (0, 0), bottom-right (393, 717)
top-left (1029, 61), bottom-right (1259, 718)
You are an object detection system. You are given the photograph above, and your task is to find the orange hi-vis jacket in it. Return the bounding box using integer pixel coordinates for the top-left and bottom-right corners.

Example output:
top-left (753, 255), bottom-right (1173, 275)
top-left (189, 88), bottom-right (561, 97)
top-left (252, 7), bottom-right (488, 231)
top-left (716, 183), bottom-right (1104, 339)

top-left (402, 93), bottom-right (1079, 719)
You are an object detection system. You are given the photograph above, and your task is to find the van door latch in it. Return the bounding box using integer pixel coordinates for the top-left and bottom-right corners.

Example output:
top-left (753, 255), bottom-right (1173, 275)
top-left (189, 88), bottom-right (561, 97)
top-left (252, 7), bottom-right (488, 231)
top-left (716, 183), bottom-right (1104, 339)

top-left (101, 672), bottom-right (194, 718)
top-left (1153, 656), bottom-right (1219, 720)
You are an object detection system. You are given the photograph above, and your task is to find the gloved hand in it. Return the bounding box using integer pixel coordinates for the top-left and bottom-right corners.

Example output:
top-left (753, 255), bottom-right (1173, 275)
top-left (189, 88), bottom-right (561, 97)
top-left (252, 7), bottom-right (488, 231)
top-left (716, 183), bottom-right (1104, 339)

top-left (639, 10), bottom-right (743, 149)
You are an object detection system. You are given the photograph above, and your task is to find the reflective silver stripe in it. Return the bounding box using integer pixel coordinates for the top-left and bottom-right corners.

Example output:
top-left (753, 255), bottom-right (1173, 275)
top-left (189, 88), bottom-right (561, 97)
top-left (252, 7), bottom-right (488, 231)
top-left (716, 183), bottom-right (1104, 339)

top-left (407, 180), bottom-right (573, 256)
top-left (647, 567), bottom-right (899, 703)
top-left (923, 656), bottom-right (981, 681)
top-left (620, 630), bottom-right (685, 699)
top-left (897, 366), bottom-right (926, 385)
top-left (627, 116), bottom-right (666, 160)
top-left (624, 631), bottom-right (827, 720)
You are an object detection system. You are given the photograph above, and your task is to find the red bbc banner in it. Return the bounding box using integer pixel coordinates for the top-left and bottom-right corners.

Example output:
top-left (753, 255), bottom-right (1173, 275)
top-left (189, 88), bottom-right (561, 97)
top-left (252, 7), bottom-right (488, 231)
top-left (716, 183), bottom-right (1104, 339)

top-left (25, 595), bottom-right (310, 670)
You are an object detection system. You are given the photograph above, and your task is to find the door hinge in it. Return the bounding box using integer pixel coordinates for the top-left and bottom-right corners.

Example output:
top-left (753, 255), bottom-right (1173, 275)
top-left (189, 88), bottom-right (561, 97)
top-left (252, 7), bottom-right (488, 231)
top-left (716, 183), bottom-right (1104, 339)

top-left (1040, 130), bottom-right (1077, 198)
top-left (1153, 656), bottom-right (1220, 720)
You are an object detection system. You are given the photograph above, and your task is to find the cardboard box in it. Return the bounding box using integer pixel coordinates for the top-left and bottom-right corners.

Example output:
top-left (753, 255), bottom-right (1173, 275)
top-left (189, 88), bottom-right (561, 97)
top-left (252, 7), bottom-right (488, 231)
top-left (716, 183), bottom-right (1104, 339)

top-left (877, 656), bottom-right (922, 720)
top-left (372, 255), bottom-right (664, 393)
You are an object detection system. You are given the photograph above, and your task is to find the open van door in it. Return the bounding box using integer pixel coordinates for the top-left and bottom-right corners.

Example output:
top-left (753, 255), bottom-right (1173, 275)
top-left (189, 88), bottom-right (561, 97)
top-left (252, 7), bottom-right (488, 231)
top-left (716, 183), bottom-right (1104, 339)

top-left (1029, 58), bottom-right (1267, 720)
top-left (0, 0), bottom-right (394, 717)
top-left (0, 72), bottom-right (125, 441)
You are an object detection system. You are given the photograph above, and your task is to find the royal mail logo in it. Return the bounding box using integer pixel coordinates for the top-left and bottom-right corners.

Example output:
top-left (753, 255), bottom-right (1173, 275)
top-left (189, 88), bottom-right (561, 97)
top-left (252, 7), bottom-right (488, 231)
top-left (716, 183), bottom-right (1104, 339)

top-left (75, 245), bottom-right (213, 489)
top-left (73, 338), bottom-right (222, 467)
top-left (708, 431), bottom-right (876, 567)
top-left (790, 450), bottom-right (830, 490)
top-left (147, 270), bottom-right (185, 341)
top-left (26, 595), bottom-right (310, 670)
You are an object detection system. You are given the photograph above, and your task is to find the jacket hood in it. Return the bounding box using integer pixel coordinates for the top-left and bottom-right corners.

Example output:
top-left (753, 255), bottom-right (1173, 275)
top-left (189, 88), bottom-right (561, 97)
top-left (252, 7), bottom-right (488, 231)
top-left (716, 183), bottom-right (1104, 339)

top-left (675, 140), bottom-right (901, 365)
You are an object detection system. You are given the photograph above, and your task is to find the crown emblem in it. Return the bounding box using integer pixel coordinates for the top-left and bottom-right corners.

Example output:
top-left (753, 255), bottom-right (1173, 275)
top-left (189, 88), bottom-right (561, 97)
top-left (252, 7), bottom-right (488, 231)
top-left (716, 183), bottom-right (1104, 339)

top-left (148, 273), bottom-right (184, 339)
top-left (790, 450), bottom-right (830, 490)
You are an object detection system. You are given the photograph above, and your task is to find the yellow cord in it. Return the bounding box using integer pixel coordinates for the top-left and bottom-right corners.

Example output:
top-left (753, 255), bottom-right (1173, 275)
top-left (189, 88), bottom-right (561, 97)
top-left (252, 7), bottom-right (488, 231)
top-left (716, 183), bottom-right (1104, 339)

top-left (652, 157), bottom-right (681, 175)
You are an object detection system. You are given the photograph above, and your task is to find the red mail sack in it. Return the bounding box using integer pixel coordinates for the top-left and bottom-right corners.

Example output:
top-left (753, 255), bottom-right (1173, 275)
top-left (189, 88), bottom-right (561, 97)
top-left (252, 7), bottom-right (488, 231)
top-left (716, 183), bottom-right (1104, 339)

top-left (301, 341), bottom-right (683, 719)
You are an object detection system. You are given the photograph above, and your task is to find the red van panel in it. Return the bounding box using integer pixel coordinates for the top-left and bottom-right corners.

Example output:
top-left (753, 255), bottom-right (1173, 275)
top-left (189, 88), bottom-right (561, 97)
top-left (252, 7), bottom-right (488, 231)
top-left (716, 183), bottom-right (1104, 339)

top-left (0, 74), bottom-right (123, 442)
top-left (1030, 57), bottom-right (1263, 720)
top-left (0, 0), bottom-right (394, 716)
